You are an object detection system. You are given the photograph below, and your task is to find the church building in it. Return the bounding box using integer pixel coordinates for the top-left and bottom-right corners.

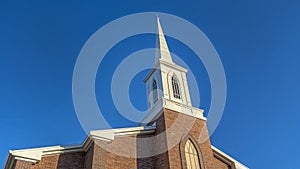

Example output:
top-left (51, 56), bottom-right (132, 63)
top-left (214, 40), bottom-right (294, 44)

top-left (4, 17), bottom-right (249, 169)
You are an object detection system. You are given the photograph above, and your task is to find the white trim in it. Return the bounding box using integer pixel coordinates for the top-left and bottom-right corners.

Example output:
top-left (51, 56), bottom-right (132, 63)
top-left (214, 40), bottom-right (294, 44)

top-left (211, 145), bottom-right (249, 169)
top-left (159, 59), bottom-right (188, 73)
top-left (140, 97), bottom-right (206, 124)
top-left (4, 145), bottom-right (84, 169)
top-left (144, 66), bottom-right (158, 82)
top-left (143, 59), bottom-right (188, 83)
top-left (4, 126), bottom-right (156, 169)
top-left (14, 157), bottom-right (39, 163)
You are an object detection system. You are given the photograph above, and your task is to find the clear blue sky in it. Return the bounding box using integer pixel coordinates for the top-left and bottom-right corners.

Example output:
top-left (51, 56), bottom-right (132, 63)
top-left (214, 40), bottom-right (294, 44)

top-left (1, 0), bottom-right (300, 168)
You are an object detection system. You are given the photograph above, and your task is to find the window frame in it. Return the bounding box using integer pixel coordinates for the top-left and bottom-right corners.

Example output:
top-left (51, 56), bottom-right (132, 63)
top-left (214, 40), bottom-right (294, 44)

top-left (171, 75), bottom-right (181, 99)
top-left (180, 136), bottom-right (205, 169)
top-left (185, 139), bottom-right (201, 169)
top-left (152, 79), bottom-right (158, 103)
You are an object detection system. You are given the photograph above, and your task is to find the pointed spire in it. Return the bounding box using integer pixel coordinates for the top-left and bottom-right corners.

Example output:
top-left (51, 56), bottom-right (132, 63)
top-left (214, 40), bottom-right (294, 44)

top-left (155, 16), bottom-right (173, 64)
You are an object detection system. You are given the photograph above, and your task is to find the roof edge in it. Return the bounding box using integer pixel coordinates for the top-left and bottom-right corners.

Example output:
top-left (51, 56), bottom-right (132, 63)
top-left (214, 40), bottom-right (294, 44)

top-left (211, 145), bottom-right (249, 169)
top-left (4, 126), bottom-right (156, 169)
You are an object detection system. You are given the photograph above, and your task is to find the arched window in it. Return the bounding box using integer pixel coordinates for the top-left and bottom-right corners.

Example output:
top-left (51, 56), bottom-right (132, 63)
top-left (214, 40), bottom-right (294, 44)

top-left (185, 139), bottom-right (201, 169)
top-left (172, 75), bottom-right (181, 99)
top-left (152, 80), bottom-right (158, 103)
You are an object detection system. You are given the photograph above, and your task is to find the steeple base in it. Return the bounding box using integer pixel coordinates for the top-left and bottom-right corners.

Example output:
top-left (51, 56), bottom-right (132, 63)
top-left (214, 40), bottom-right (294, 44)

top-left (140, 97), bottom-right (206, 125)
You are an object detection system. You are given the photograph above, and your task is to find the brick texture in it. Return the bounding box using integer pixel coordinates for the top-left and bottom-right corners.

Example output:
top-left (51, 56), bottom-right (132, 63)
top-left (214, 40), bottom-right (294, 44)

top-left (12, 108), bottom-right (233, 169)
top-left (213, 156), bottom-right (231, 169)
top-left (152, 108), bottom-right (233, 169)
top-left (14, 160), bottom-right (32, 169)
top-left (92, 137), bottom-right (137, 169)
top-left (30, 152), bottom-right (84, 169)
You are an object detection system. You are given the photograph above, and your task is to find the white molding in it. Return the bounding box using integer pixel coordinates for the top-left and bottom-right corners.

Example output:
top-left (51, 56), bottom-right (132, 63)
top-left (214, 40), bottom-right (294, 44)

top-left (140, 97), bottom-right (206, 124)
top-left (10, 150), bottom-right (42, 162)
top-left (211, 145), bottom-right (249, 169)
top-left (144, 66), bottom-right (158, 82)
top-left (4, 126), bottom-right (156, 169)
top-left (159, 59), bottom-right (188, 73)
top-left (90, 130), bottom-right (114, 142)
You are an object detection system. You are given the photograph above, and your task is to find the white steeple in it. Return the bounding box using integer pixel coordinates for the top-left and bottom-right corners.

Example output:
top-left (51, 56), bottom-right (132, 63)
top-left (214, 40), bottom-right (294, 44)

top-left (155, 16), bottom-right (174, 64)
top-left (141, 16), bottom-right (205, 124)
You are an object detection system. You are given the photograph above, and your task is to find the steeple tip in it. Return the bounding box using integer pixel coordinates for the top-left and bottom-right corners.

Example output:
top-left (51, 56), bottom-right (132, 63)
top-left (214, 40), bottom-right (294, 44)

top-left (156, 13), bottom-right (160, 25)
top-left (155, 15), bottom-right (173, 64)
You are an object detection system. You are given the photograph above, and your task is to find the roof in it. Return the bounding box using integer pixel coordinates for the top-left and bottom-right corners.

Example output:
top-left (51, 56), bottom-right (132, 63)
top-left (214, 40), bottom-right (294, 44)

top-left (4, 125), bottom-right (249, 169)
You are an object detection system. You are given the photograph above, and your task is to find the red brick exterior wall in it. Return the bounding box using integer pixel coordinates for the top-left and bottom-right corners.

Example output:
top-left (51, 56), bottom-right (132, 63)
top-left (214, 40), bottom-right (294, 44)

top-left (14, 160), bottom-right (32, 169)
top-left (92, 137), bottom-right (137, 169)
top-left (154, 108), bottom-right (215, 169)
top-left (136, 133), bottom-right (156, 169)
top-left (12, 108), bottom-right (233, 169)
top-left (31, 155), bottom-right (59, 169)
top-left (29, 152), bottom-right (84, 169)
top-left (84, 144), bottom-right (94, 169)
top-left (152, 108), bottom-right (234, 169)
top-left (213, 156), bottom-right (232, 169)
top-left (212, 149), bottom-right (236, 169)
